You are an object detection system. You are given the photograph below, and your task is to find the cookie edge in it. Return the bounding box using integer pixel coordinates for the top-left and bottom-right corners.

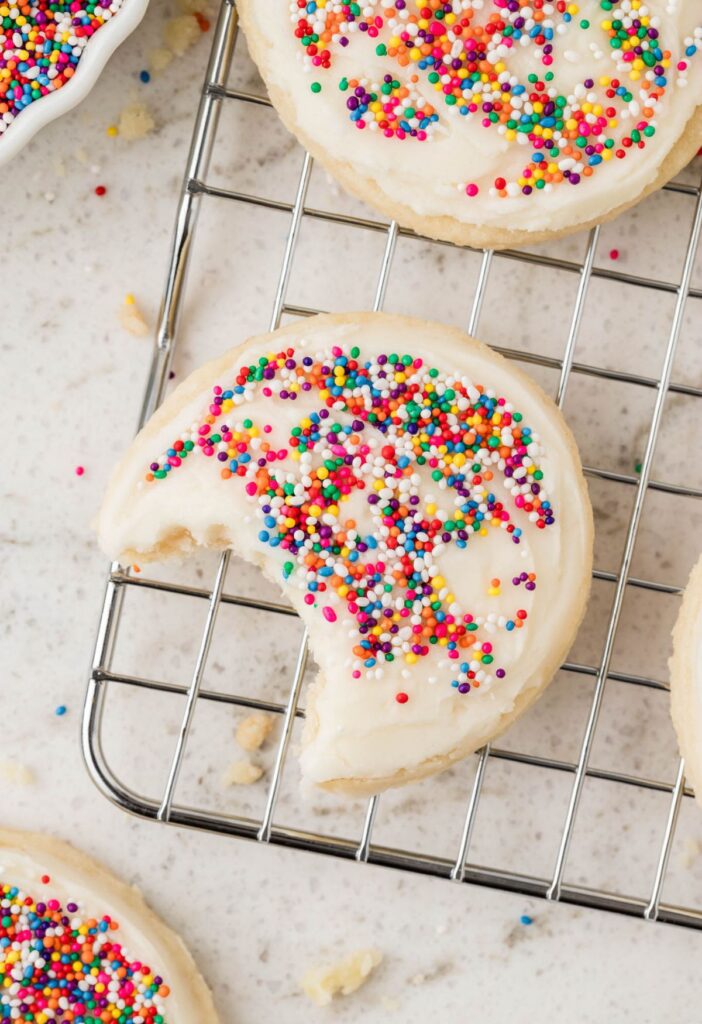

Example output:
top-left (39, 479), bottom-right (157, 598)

top-left (670, 554), bottom-right (702, 809)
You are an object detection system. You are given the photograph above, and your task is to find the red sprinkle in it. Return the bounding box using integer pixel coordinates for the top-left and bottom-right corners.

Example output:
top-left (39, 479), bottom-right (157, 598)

top-left (609, 248), bottom-right (619, 260)
top-left (395, 692), bottom-right (409, 704)
top-left (41, 875), bottom-right (50, 885)
top-left (95, 185), bottom-right (107, 196)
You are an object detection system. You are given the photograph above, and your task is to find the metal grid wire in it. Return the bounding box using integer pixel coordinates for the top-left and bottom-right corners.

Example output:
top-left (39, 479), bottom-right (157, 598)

top-left (83, 0), bottom-right (702, 928)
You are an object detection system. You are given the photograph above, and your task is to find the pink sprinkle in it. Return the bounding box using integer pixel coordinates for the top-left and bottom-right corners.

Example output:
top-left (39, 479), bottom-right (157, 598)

top-left (304, 593), bottom-right (315, 605)
top-left (245, 482), bottom-right (257, 496)
top-left (322, 606), bottom-right (337, 623)
top-left (75, 466), bottom-right (85, 476)
top-left (465, 183), bottom-right (479, 197)
top-left (609, 248), bottom-right (619, 260)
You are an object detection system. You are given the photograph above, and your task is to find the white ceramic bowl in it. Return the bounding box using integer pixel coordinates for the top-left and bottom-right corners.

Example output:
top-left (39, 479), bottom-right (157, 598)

top-left (0, 0), bottom-right (150, 167)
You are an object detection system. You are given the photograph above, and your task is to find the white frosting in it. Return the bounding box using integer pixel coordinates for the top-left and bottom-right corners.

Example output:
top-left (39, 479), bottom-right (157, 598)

top-left (0, 837), bottom-right (215, 1022)
top-left (98, 316), bottom-right (592, 789)
top-left (242, 1), bottom-right (702, 233)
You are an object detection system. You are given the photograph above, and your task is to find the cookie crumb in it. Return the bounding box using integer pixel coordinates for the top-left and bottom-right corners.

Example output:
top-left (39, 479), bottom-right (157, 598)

top-left (236, 712), bottom-right (274, 752)
top-left (120, 293), bottom-right (150, 337)
top-left (164, 14), bottom-right (200, 56)
top-left (222, 760), bottom-right (263, 786)
top-left (149, 47), bottom-right (173, 73)
top-left (0, 761), bottom-right (35, 786)
top-left (301, 948), bottom-right (382, 1007)
top-left (118, 102), bottom-right (155, 142)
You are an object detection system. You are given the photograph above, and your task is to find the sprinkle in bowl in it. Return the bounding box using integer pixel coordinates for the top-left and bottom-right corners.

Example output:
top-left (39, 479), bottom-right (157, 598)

top-left (0, 0), bottom-right (150, 166)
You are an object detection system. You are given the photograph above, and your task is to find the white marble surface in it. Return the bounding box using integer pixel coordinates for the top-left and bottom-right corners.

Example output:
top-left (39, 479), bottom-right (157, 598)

top-left (4, 2), bottom-right (702, 1020)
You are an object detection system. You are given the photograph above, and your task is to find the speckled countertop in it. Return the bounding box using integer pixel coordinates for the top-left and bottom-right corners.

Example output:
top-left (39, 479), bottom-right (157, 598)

top-left (4, 2), bottom-right (702, 1021)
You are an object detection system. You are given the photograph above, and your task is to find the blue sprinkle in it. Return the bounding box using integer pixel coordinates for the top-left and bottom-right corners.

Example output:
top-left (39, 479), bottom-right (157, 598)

top-left (520, 914), bottom-right (533, 926)
top-left (139, 70), bottom-right (151, 83)
top-left (55, 705), bottom-right (67, 717)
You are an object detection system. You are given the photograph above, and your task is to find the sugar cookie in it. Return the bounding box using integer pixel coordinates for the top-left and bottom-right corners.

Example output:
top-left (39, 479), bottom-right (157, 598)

top-left (0, 829), bottom-right (219, 1022)
top-left (97, 313), bottom-right (593, 794)
top-left (236, 1), bottom-right (702, 248)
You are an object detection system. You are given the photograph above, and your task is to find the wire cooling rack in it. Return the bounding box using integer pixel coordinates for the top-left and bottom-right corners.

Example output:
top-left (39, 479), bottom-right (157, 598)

top-left (83, 0), bottom-right (702, 929)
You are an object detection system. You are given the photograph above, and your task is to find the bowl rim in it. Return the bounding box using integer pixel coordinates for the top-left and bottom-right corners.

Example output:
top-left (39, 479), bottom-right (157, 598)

top-left (0, 0), bottom-right (151, 167)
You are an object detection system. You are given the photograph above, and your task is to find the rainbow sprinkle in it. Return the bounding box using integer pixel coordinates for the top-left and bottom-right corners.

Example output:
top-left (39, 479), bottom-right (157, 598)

top-left (289, 0), bottom-right (702, 200)
top-left (0, 878), bottom-right (172, 1022)
top-left (0, 0), bottom-right (127, 136)
top-left (146, 342), bottom-right (554, 699)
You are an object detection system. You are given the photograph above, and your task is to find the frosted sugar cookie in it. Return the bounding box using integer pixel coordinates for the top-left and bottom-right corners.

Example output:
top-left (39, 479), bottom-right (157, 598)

top-left (0, 829), bottom-right (220, 1022)
top-left (97, 313), bottom-right (593, 795)
top-left (235, 1), bottom-right (702, 248)
top-left (670, 554), bottom-right (702, 808)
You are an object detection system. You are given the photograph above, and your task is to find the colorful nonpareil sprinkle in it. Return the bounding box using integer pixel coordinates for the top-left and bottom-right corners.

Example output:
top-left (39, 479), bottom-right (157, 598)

top-left (289, 0), bottom-right (702, 200)
top-left (0, 880), bottom-right (172, 1022)
top-left (145, 343), bottom-right (553, 697)
top-left (0, 1), bottom-right (127, 137)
